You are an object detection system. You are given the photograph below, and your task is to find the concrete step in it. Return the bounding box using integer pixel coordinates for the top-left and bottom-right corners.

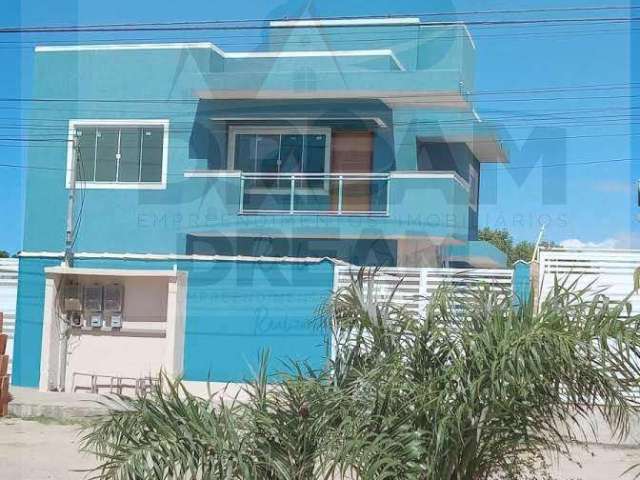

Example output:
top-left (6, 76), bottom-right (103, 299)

top-left (8, 386), bottom-right (111, 420)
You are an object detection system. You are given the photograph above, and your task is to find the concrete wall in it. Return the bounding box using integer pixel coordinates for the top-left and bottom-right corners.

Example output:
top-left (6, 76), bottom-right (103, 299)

top-left (23, 30), bottom-right (485, 256)
top-left (24, 169), bottom-right (471, 255)
top-left (0, 259), bottom-right (18, 374)
top-left (64, 276), bottom-right (170, 392)
top-left (13, 257), bottom-right (334, 388)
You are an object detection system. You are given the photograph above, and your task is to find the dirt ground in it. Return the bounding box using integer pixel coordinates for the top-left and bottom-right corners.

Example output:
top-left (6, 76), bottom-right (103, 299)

top-left (548, 443), bottom-right (640, 480)
top-left (2, 416), bottom-right (640, 480)
top-left (0, 417), bottom-right (96, 480)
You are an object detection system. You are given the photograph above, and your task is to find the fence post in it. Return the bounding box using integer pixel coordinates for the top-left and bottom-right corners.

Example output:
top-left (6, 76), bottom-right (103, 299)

top-left (531, 260), bottom-right (540, 313)
top-left (239, 175), bottom-right (245, 214)
top-left (418, 269), bottom-right (429, 315)
top-left (290, 176), bottom-right (296, 214)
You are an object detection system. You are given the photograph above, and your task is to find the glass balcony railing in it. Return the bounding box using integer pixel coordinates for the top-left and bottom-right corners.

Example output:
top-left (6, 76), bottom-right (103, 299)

top-left (239, 173), bottom-right (390, 216)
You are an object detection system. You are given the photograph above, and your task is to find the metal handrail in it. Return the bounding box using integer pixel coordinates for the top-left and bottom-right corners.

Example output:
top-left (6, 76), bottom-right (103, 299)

top-left (239, 172), bottom-right (390, 216)
top-left (240, 172), bottom-right (390, 179)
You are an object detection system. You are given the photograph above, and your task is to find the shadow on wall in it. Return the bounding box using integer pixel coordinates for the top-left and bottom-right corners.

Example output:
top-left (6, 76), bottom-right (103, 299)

top-left (189, 99), bottom-right (396, 171)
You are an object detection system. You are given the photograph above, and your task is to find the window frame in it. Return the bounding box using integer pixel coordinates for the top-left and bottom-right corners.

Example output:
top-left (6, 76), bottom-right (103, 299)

top-left (227, 125), bottom-right (332, 175)
top-left (66, 119), bottom-right (170, 190)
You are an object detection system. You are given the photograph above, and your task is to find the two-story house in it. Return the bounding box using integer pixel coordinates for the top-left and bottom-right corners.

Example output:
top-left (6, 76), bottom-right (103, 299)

top-left (13, 18), bottom-right (508, 393)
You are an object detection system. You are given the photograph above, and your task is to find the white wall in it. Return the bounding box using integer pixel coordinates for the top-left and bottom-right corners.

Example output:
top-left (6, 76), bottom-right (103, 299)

top-left (538, 248), bottom-right (640, 314)
top-left (36, 266), bottom-right (187, 393)
top-left (65, 275), bottom-right (170, 392)
top-left (0, 259), bottom-right (18, 374)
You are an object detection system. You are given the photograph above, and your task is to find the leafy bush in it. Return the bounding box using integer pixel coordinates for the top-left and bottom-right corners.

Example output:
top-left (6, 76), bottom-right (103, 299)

top-left (82, 272), bottom-right (640, 479)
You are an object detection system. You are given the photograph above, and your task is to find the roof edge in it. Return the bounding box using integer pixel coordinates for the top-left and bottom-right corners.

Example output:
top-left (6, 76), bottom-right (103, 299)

top-left (269, 18), bottom-right (421, 27)
top-left (18, 251), bottom-right (346, 265)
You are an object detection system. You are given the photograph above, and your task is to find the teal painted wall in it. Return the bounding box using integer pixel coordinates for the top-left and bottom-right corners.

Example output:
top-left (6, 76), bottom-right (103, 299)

top-left (222, 55), bottom-right (401, 73)
top-left (513, 261), bottom-right (532, 307)
top-left (63, 176), bottom-right (468, 254)
top-left (183, 259), bottom-right (333, 382)
top-left (16, 23), bottom-right (498, 387)
top-left (12, 257), bottom-right (334, 387)
top-left (264, 23), bottom-right (473, 88)
top-left (23, 24), bottom-right (482, 256)
top-left (11, 257), bottom-right (60, 387)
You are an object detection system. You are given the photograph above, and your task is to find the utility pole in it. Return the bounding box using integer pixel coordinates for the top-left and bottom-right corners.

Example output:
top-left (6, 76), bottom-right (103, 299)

top-left (530, 223), bottom-right (546, 313)
top-left (530, 223), bottom-right (546, 263)
top-left (64, 133), bottom-right (78, 267)
top-left (59, 133), bottom-right (79, 390)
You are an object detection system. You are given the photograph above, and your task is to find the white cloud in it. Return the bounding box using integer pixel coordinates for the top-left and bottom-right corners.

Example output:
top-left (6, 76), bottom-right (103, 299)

top-left (558, 234), bottom-right (638, 250)
top-left (592, 180), bottom-right (632, 194)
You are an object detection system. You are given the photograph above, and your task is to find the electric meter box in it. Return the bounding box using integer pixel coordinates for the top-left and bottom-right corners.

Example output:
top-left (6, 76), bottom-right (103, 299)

top-left (110, 313), bottom-right (123, 329)
top-left (90, 312), bottom-right (103, 328)
top-left (103, 284), bottom-right (124, 312)
top-left (83, 284), bottom-right (103, 312)
top-left (63, 283), bottom-right (82, 312)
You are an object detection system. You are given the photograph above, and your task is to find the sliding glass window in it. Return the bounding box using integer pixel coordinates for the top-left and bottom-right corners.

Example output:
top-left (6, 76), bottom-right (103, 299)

top-left (230, 128), bottom-right (330, 174)
top-left (73, 123), bottom-right (166, 185)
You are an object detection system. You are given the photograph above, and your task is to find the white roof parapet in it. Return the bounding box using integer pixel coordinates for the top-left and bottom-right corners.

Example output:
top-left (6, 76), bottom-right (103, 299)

top-left (33, 42), bottom-right (405, 70)
top-left (44, 266), bottom-right (182, 277)
top-left (269, 18), bottom-right (421, 27)
top-left (19, 251), bottom-right (346, 265)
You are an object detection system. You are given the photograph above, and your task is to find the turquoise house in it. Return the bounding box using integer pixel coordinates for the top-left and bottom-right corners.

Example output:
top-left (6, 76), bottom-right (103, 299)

top-left (14, 18), bottom-right (508, 391)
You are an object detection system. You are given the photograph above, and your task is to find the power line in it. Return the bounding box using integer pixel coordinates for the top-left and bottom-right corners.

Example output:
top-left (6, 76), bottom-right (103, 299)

top-left (0, 155), bottom-right (638, 173)
top-left (0, 83), bottom-right (637, 104)
top-left (6, 130), bottom-right (640, 147)
top-left (0, 23), bottom-right (635, 52)
top-left (2, 14), bottom-right (640, 34)
top-left (6, 5), bottom-right (636, 32)
top-left (0, 12), bottom-right (640, 43)
top-left (0, 94), bottom-right (632, 122)
top-left (0, 82), bottom-right (630, 111)
top-left (1, 110), bottom-right (639, 134)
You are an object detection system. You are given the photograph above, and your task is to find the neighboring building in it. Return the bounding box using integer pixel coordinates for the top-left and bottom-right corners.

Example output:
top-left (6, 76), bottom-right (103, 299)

top-left (0, 259), bottom-right (18, 376)
top-left (13, 18), bottom-right (508, 392)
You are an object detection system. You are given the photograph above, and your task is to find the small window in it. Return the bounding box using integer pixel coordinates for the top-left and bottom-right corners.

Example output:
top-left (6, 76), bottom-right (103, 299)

top-left (69, 121), bottom-right (168, 189)
top-left (229, 127), bottom-right (330, 175)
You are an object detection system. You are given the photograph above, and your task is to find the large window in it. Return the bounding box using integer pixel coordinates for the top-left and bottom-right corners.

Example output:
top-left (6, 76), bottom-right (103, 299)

top-left (228, 127), bottom-right (330, 175)
top-left (67, 120), bottom-right (169, 189)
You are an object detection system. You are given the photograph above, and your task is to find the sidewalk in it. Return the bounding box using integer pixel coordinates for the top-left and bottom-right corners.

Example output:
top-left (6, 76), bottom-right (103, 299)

top-left (8, 386), bottom-right (109, 420)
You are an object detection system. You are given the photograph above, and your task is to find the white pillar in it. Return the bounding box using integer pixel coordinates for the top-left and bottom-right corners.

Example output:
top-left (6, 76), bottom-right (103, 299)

top-left (39, 274), bottom-right (60, 391)
top-left (164, 272), bottom-right (187, 378)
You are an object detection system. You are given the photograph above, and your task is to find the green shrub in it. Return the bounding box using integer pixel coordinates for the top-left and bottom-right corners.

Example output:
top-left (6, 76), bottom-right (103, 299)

top-left (82, 272), bottom-right (640, 479)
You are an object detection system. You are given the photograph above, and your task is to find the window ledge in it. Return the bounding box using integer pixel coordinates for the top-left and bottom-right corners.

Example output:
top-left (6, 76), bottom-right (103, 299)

top-left (183, 170), bottom-right (241, 178)
top-left (67, 182), bottom-right (166, 190)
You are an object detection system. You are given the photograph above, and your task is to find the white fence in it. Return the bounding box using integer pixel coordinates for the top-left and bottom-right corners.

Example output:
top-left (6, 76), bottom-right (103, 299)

top-left (538, 248), bottom-right (640, 315)
top-left (334, 266), bottom-right (514, 315)
top-left (0, 259), bottom-right (18, 375)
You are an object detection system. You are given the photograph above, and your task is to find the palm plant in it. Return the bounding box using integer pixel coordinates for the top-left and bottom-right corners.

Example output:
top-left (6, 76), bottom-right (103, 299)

top-left (82, 271), bottom-right (640, 479)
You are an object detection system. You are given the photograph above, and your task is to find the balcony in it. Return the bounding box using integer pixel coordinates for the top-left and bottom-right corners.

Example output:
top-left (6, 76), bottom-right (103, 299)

top-left (239, 173), bottom-right (390, 216)
top-left (172, 169), bottom-right (471, 246)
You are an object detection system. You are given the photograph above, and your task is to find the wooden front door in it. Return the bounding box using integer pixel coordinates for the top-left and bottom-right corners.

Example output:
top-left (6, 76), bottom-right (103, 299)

top-left (330, 131), bottom-right (374, 212)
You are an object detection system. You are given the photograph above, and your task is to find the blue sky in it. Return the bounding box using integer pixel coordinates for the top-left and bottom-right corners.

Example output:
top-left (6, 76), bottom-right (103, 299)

top-left (0, 0), bottom-right (635, 254)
